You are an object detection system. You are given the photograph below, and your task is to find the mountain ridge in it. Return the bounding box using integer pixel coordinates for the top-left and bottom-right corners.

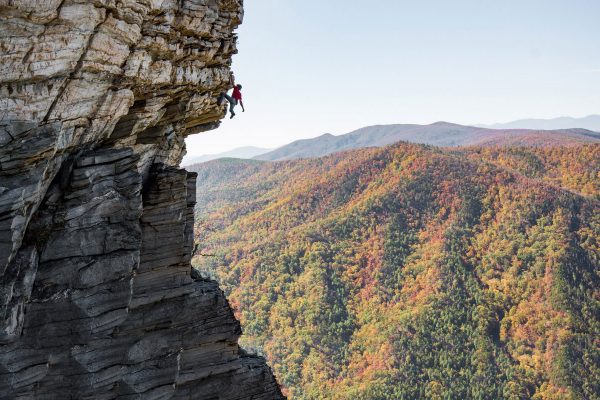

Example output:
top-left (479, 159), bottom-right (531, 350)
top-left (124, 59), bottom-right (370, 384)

top-left (479, 114), bottom-right (600, 131)
top-left (253, 122), bottom-right (600, 161)
top-left (183, 146), bottom-right (272, 165)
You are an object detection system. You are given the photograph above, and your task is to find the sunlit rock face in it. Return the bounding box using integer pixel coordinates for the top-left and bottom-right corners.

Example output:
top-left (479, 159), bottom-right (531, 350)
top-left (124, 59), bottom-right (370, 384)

top-left (0, 1), bottom-right (283, 398)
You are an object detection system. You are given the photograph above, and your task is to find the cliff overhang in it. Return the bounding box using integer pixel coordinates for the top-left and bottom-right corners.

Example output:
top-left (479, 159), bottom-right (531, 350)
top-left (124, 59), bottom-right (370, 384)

top-left (0, 1), bottom-right (283, 397)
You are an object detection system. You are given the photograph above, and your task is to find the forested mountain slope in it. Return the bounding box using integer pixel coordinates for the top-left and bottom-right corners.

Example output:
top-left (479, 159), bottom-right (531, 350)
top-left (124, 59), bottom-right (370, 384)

top-left (192, 144), bottom-right (599, 399)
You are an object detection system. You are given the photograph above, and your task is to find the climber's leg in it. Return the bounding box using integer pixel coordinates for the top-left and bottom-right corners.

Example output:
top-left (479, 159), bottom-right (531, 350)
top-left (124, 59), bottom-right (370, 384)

top-left (217, 92), bottom-right (225, 105)
top-left (229, 98), bottom-right (237, 118)
top-left (219, 93), bottom-right (233, 106)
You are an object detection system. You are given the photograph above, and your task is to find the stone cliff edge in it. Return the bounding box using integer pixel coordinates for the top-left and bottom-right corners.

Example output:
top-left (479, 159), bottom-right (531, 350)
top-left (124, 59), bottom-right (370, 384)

top-left (0, 1), bottom-right (283, 398)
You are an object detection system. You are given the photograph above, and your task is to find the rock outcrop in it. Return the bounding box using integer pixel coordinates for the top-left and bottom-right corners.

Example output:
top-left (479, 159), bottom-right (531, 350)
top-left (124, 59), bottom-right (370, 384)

top-left (0, 1), bottom-right (283, 398)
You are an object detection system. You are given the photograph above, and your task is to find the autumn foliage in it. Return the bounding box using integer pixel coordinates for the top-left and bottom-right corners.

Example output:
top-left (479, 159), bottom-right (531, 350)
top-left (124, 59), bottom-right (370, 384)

top-left (189, 143), bottom-right (599, 399)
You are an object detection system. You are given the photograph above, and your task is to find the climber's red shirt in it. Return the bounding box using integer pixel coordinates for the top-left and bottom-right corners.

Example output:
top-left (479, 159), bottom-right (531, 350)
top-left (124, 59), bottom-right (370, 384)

top-left (232, 85), bottom-right (242, 101)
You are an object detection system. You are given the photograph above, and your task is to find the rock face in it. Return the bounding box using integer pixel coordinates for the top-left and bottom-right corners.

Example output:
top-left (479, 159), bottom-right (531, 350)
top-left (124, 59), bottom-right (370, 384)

top-left (0, 1), bottom-right (283, 398)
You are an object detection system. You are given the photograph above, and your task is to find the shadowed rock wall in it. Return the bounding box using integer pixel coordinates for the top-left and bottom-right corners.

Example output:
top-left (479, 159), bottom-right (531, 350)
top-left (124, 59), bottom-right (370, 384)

top-left (0, 1), bottom-right (283, 398)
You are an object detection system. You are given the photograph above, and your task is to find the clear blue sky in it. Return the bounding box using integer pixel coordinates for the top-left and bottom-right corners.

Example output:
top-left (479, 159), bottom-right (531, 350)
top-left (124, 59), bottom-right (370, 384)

top-left (184, 0), bottom-right (600, 159)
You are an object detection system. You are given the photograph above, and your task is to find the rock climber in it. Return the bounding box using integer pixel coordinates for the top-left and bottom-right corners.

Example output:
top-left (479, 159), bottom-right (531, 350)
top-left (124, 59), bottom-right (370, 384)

top-left (218, 76), bottom-right (244, 119)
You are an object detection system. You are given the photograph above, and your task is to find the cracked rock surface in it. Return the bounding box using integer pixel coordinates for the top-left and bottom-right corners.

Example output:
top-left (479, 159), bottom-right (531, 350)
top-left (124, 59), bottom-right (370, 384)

top-left (0, 1), bottom-right (283, 398)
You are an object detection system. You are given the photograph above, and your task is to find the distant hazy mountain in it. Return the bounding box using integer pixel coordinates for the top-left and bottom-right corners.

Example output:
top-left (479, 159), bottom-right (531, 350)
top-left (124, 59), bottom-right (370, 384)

top-left (182, 146), bottom-right (271, 165)
top-left (479, 115), bottom-right (600, 131)
top-left (254, 122), bottom-right (600, 161)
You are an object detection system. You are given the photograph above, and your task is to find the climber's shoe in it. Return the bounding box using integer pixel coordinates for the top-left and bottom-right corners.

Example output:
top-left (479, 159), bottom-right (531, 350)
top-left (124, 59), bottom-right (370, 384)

top-left (230, 111), bottom-right (235, 119)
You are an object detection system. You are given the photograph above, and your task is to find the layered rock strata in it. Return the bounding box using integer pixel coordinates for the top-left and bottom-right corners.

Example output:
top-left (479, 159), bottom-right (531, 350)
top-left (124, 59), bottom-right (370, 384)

top-left (0, 1), bottom-right (283, 398)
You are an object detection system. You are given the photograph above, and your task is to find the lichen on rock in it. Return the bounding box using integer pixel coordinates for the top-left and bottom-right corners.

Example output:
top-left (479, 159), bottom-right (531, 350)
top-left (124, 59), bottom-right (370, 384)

top-left (0, 0), bottom-right (283, 398)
